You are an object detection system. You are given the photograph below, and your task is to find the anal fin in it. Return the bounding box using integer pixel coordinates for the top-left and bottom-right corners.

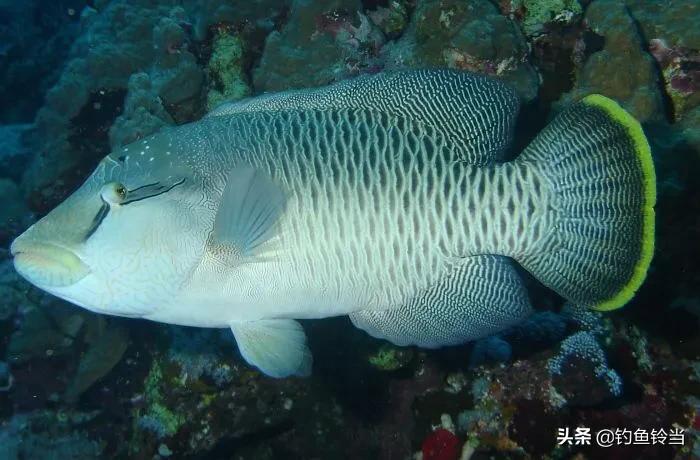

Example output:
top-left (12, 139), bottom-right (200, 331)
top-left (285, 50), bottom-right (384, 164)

top-left (350, 255), bottom-right (532, 348)
top-left (230, 319), bottom-right (312, 378)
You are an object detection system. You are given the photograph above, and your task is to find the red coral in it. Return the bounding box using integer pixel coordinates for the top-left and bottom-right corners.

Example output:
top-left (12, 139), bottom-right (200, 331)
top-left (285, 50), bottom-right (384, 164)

top-left (421, 429), bottom-right (460, 460)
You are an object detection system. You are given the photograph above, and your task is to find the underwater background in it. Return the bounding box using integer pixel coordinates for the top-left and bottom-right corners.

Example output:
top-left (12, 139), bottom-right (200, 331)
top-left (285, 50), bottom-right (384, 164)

top-left (0, 0), bottom-right (698, 459)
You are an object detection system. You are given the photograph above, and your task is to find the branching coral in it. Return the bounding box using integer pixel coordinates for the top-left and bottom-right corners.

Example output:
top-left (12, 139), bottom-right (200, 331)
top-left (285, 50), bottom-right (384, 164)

top-left (548, 331), bottom-right (623, 399)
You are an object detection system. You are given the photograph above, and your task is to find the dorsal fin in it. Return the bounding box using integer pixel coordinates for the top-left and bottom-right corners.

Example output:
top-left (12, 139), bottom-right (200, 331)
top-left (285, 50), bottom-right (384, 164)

top-left (208, 70), bottom-right (520, 165)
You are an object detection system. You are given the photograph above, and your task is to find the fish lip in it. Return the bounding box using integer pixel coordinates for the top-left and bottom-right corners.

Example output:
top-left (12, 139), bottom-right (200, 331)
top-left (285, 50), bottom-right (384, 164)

top-left (11, 238), bottom-right (91, 288)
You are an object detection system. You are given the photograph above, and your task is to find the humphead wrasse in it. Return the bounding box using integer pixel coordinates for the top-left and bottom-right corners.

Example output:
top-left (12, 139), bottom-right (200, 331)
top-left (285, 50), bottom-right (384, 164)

top-left (11, 70), bottom-right (655, 377)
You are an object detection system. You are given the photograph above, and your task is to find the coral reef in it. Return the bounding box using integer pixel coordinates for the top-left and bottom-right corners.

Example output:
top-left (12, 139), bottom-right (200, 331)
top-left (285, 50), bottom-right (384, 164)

top-left (558, 0), bottom-right (663, 122)
top-left (548, 331), bottom-right (623, 405)
top-left (0, 411), bottom-right (104, 460)
top-left (253, 0), bottom-right (384, 92)
top-left (0, 0), bottom-right (85, 123)
top-left (383, 0), bottom-right (540, 100)
top-left (205, 29), bottom-right (251, 111)
top-left (0, 0), bottom-right (698, 458)
top-left (625, 0), bottom-right (700, 120)
top-left (510, 0), bottom-right (583, 38)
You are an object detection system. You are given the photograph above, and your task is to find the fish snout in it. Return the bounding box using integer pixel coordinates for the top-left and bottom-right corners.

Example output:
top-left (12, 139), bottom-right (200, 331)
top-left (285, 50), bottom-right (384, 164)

top-left (11, 236), bottom-right (90, 288)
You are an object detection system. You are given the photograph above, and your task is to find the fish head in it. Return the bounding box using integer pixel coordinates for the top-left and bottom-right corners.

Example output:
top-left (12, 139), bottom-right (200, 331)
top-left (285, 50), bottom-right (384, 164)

top-left (11, 133), bottom-right (211, 317)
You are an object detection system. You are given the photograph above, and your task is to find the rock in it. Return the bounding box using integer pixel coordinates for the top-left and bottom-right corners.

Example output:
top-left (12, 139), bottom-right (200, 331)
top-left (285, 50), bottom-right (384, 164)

top-left (109, 72), bottom-right (174, 148)
top-left (0, 124), bottom-right (33, 180)
top-left (0, 178), bottom-right (32, 246)
top-left (0, 284), bottom-right (25, 321)
top-left (64, 323), bottom-right (129, 402)
top-left (0, 412), bottom-right (104, 460)
top-left (0, 361), bottom-right (12, 391)
top-left (383, 0), bottom-right (540, 101)
top-left (558, 0), bottom-right (664, 123)
top-left (7, 302), bottom-right (85, 364)
top-left (616, 0), bottom-right (700, 120)
top-left (367, 1), bottom-right (411, 40)
top-left (648, 38), bottom-right (700, 121)
top-left (253, 0), bottom-right (384, 92)
top-left (511, 0), bottom-right (583, 38)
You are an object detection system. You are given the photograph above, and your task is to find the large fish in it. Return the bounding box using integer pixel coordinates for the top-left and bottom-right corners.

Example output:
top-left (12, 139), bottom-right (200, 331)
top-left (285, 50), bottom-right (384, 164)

top-left (11, 70), bottom-right (655, 378)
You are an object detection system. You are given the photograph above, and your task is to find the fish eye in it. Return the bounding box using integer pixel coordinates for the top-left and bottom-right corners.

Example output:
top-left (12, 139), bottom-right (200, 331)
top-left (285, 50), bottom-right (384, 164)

top-left (101, 182), bottom-right (127, 205)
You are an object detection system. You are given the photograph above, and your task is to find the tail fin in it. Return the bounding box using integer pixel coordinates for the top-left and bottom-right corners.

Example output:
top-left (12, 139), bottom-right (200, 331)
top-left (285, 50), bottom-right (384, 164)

top-left (518, 95), bottom-right (655, 311)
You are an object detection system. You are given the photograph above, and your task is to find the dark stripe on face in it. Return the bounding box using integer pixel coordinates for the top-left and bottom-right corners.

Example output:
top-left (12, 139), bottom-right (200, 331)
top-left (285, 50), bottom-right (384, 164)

top-left (120, 178), bottom-right (186, 205)
top-left (84, 202), bottom-right (110, 240)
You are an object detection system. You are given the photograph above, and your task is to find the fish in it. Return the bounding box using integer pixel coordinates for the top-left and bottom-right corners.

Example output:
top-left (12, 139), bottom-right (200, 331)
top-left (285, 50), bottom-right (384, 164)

top-left (11, 69), bottom-right (656, 378)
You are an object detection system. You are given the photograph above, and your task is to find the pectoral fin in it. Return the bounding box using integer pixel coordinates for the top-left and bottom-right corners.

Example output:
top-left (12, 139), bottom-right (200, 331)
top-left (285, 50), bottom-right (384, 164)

top-left (230, 319), bottom-right (312, 378)
top-left (207, 166), bottom-right (287, 265)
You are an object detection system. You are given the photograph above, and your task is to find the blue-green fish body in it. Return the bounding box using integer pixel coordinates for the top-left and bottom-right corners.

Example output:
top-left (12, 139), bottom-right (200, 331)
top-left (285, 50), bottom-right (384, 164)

top-left (11, 70), bottom-right (655, 377)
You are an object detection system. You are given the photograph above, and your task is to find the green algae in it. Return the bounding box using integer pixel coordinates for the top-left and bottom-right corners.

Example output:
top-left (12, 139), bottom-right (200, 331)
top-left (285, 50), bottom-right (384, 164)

top-left (368, 344), bottom-right (413, 371)
top-left (206, 30), bottom-right (251, 111)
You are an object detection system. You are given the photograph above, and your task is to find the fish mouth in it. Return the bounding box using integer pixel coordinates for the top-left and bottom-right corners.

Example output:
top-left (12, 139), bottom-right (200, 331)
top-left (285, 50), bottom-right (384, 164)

top-left (10, 238), bottom-right (90, 288)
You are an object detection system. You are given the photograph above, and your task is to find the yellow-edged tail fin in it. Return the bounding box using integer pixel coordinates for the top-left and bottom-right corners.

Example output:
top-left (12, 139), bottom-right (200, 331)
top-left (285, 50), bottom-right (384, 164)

top-left (518, 95), bottom-right (655, 311)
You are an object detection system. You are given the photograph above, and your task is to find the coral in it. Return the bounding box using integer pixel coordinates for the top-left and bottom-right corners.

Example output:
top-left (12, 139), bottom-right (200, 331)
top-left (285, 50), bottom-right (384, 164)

top-left (167, 327), bottom-right (233, 386)
top-left (422, 428), bottom-right (460, 460)
top-left (205, 30), bottom-right (251, 111)
top-left (138, 402), bottom-right (184, 439)
top-left (548, 331), bottom-right (623, 404)
top-left (505, 311), bottom-right (569, 347)
top-left (368, 344), bottom-right (413, 371)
